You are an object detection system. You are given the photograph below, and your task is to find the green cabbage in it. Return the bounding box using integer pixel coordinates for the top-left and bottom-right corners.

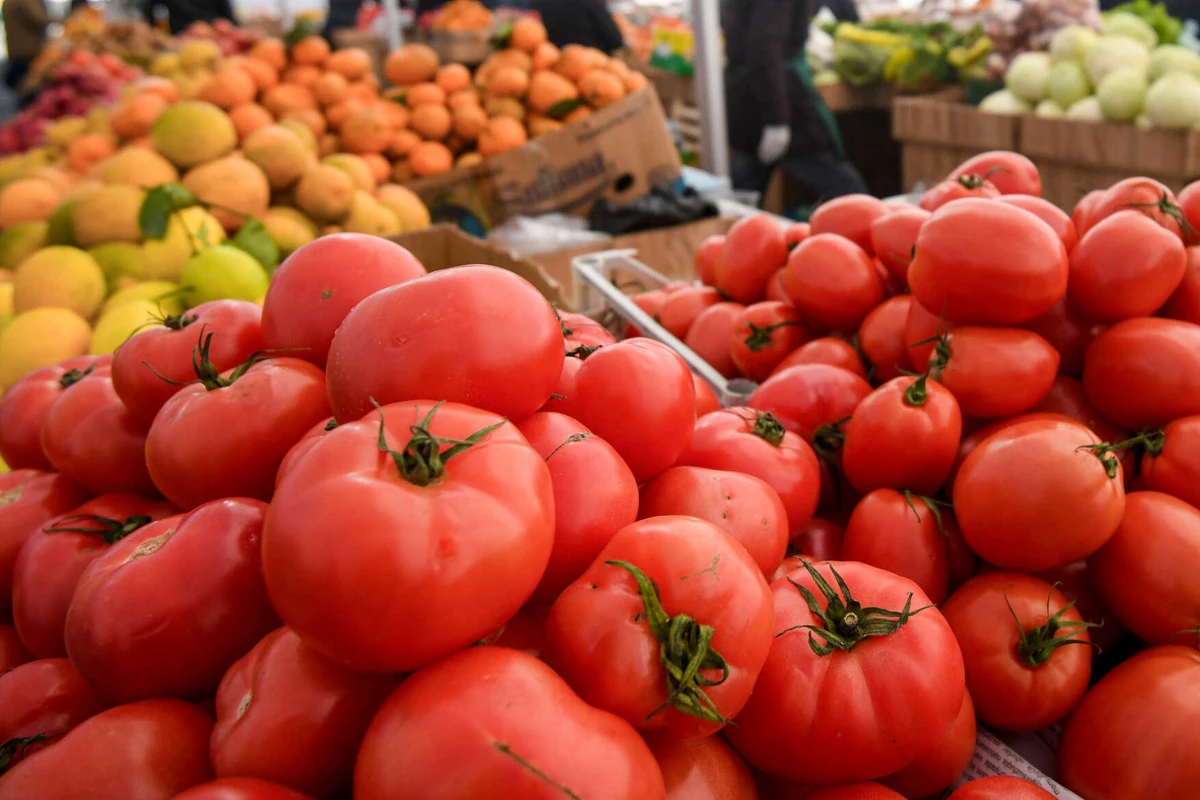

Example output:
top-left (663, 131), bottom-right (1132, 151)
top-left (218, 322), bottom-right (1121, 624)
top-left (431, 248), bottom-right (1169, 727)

top-left (1097, 65), bottom-right (1149, 121)
top-left (1048, 61), bottom-right (1093, 108)
top-left (979, 89), bottom-right (1033, 114)
top-left (1036, 99), bottom-right (1066, 117)
top-left (1145, 72), bottom-right (1200, 127)
top-left (1050, 26), bottom-right (1101, 63)
top-left (1148, 44), bottom-right (1200, 80)
top-left (1006, 52), bottom-right (1053, 102)
top-left (1085, 35), bottom-right (1151, 85)
top-left (1066, 96), bottom-right (1105, 120)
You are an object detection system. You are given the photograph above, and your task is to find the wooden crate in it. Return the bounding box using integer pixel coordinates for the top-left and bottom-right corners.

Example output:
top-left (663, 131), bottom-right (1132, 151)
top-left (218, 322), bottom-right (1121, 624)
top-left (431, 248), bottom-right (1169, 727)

top-left (892, 91), bottom-right (1019, 194)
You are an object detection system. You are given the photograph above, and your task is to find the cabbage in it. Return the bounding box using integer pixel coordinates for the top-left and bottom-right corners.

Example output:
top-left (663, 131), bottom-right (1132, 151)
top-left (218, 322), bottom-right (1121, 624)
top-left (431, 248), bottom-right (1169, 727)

top-left (1097, 66), bottom-right (1149, 121)
top-left (1036, 99), bottom-right (1066, 117)
top-left (1103, 12), bottom-right (1158, 49)
top-left (1050, 25), bottom-right (1101, 63)
top-left (1085, 35), bottom-right (1151, 86)
top-left (1006, 52), bottom-right (1053, 102)
top-left (1136, 114), bottom-right (1153, 129)
top-left (1148, 44), bottom-right (1200, 81)
top-left (1066, 96), bottom-right (1105, 120)
top-left (979, 89), bottom-right (1033, 114)
top-left (1145, 72), bottom-right (1200, 128)
top-left (1048, 61), bottom-right (1093, 108)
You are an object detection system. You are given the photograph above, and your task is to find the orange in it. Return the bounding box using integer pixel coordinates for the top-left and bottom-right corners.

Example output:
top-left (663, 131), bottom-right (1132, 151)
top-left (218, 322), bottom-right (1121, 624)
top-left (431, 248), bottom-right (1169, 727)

top-left (624, 71), bottom-right (649, 93)
top-left (406, 82), bottom-right (446, 108)
top-left (197, 67), bottom-right (258, 110)
top-left (229, 103), bottom-right (275, 140)
top-left (487, 66), bottom-right (529, 99)
top-left (0, 178), bottom-right (60, 227)
top-left (133, 76), bottom-right (179, 104)
top-left (314, 71), bottom-right (349, 106)
top-left (435, 63), bottom-right (471, 95)
top-left (326, 98), bottom-right (366, 130)
top-left (489, 49), bottom-right (533, 74)
top-left (385, 44), bottom-right (439, 86)
top-left (408, 141), bottom-right (454, 177)
top-left (478, 116), bottom-right (527, 157)
top-left (237, 57), bottom-right (278, 92)
top-left (318, 133), bottom-right (340, 157)
top-left (510, 18), bottom-right (548, 53)
top-left (409, 104), bottom-right (452, 141)
top-left (347, 80), bottom-right (380, 103)
top-left (361, 152), bottom-right (391, 185)
top-left (340, 106), bottom-right (392, 154)
top-left (66, 134), bottom-right (116, 175)
top-left (282, 64), bottom-right (322, 88)
top-left (452, 103), bottom-right (488, 140)
top-left (578, 69), bottom-right (626, 108)
top-left (447, 89), bottom-right (481, 111)
top-left (557, 45), bottom-right (606, 83)
top-left (387, 129), bottom-right (421, 158)
top-left (327, 48), bottom-right (371, 80)
top-left (563, 106), bottom-right (592, 124)
top-left (262, 83), bottom-right (317, 116)
top-left (291, 36), bottom-right (330, 67)
top-left (604, 58), bottom-right (631, 80)
top-left (378, 101), bottom-right (409, 130)
top-left (110, 93), bottom-right (168, 140)
top-left (248, 38), bottom-right (287, 71)
top-left (484, 97), bottom-right (525, 121)
top-left (527, 71), bottom-right (579, 115)
top-left (532, 42), bottom-right (560, 72)
top-left (282, 107), bottom-right (327, 137)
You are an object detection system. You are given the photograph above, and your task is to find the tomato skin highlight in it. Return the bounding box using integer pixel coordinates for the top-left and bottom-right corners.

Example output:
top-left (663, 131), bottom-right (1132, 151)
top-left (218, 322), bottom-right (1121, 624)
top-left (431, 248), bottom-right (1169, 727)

top-left (995, 194), bottom-right (1078, 251)
top-left (716, 215), bottom-right (789, 304)
top-left (949, 776), bottom-right (1057, 799)
top-left (841, 489), bottom-right (953, 604)
top-left (782, 234), bottom-right (884, 333)
top-left (646, 732), bottom-right (758, 800)
top-left (749, 364), bottom-right (872, 442)
top-left (354, 646), bottom-right (667, 800)
top-left (933, 326), bottom-right (1060, 419)
top-left (771, 337), bottom-right (866, 381)
top-left (881, 691), bottom-right (976, 798)
top-left (858, 295), bottom-right (914, 382)
top-left (1087, 176), bottom-right (1185, 240)
top-left (685, 302), bottom-right (747, 379)
top-left (951, 151), bottom-right (1042, 196)
top-left (694, 234), bottom-right (725, 286)
top-left (0, 657), bottom-right (108, 769)
top-left (1083, 317), bottom-right (1200, 429)
top-left (919, 174), bottom-right (1000, 212)
top-left (174, 778), bottom-right (317, 800)
top-left (870, 208), bottom-right (929, 283)
top-left (0, 356), bottom-right (108, 470)
top-left (809, 194), bottom-right (889, 255)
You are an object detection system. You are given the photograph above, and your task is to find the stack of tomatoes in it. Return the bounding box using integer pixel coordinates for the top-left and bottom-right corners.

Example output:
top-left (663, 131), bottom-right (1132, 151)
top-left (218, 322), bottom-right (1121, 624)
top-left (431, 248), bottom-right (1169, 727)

top-left (0, 153), bottom-right (1197, 800)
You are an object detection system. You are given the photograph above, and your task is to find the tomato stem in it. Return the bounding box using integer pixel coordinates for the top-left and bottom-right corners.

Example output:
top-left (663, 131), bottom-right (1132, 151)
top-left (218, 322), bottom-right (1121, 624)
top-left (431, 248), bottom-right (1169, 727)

top-left (605, 559), bottom-right (732, 725)
top-left (565, 344), bottom-right (600, 361)
top-left (43, 514), bottom-right (155, 545)
top-left (1006, 586), bottom-right (1099, 668)
top-left (372, 400), bottom-right (506, 487)
top-left (545, 432), bottom-right (592, 462)
top-left (749, 411), bottom-right (786, 447)
top-left (0, 733), bottom-right (54, 774)
top-left (160, 311), bottom-right (198, 331)
top-left (57, 363), bottom-right (97, 390)
top-left (1125, 193), bottom-right (1194, 240)
top-left (902, 491), bottom-right (952, 538)
top-left (957, 173), bottom-right (987, 189)
top-left (492, 742), bottom-right (583, 799)
top-left (1077, 429), bottom-right (1164, 479)
top-left (811, 417), bottom-right (847, 462)
top-left (743, 321), bottom-right (804, 352)
top-left (323, 418), bottom-right (339, 432)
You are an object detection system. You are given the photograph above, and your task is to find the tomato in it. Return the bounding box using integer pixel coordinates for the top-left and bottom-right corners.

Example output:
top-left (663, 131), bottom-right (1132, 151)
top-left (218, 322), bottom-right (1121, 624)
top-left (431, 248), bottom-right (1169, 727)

top-left (695, 235), bottom-right (725, 286)
top-left (0, 699), bottom-right (213, 799)
top-left (0, 471), bottom-right (90, 619)
top-left (545, 516), bottom-right (773, 737)
top-left (945, 412), bottom-right (1080, 496)
top-left (0, 624), bottom-right (31, 673)
top-left (0, 658), bottom-right (107, 770)
top-left (805, 784), bottom-right (905, 800)
top-left (629, 289), bottom-right (668, 338)
top-left (949, 777), bottom-right (1056, 799)
top-left (261, 234), bottom-right (425, 368)
top-left (1021, 300), bottom-right (1102, 378)
top-left (858, 296), bottom-right (913, 382)
top-left (881, 692), bottom-right (976, 798)
top-left (771, 338), bottom-right (866, 381)
top-left (553, 339), bottom-right (695, 483)
top-left (693, 373), bottom-right (721, 417)
top-left (1082, 318), bottom-right (1200, 428)
top-left (765, 269), bottom-right (792, 305)
top-left (639, 466), bottom-right (788, 577)
top-left (274, 416), bottom-right (338, 490)
top-left (678, 408), bottom-right (821, 533)
top-left (1058, 645), bottom-right (1200, 800)
top-left (1178, 178), bottom-right (1200, 241)
top-left (559, 312), bottom-right (616, 349)
top-left (1072, 189), bottom-right (1104, 233)
top-left (869, 208), bottom-right (929, 283)
top-left (65, 499), bottom-right (279, 703)
top-left (784, 222), bottom-right (810, 249)
top-left (725, 560), bottom-right (965, 784)
top-left (842, 375), bottom-right (961, 495)
top-left (954, 418), bottom-right (1125, 571)
top-left (326, 265), bottom-right (563, 422)
top-left (789, 518), bottom-right (843, 562)
top-left (781, 234), bottom-right (884, 333)
top-left (264, 401), bottom-right (553, 673)
top-left (12, 494), bottom-right (177, 658)
top-left (1163, 246), bottom-right (1200, 324)
top-left (920, 174), bottom-right (1000, 212)
top-left (904, 297), bottom-right (951, 371)
top-left (716, 215), bottom-right (789, 304)
top-left (909, 199), bottom-right (1068, 326)
top-left (841, 489), bottom-right (954, 603)
top-left (933, 327), bottom-right (1059, 418)
top-left (950, 151), bottom-right (1041, 196)
top-left (993, 196), bottom-right (1076, 251)
top-left (1086, 176), bottom-right (1185, 240)
top-left (646, 733), bottom-right (757, 800)
top-left (749, 364), bottom-right (872, 442)
top-left (1037, 559), bottom-right (1127, 652)
top-left (0, 356), bottom-right (108, 470)
top-left (1031, 376), bottom-right (1126, 445)
top-left (355, 646), bottom-right (667, 799)
top-left (40, 369), bottom-right (156, 496)
top-left (730, 302), bottom-right (811, 382)
top-left (174, 778), bottom-right (316, 800)
top-left (685, 302), bottom-right (747, 379)
top-left (111, 300), bottom-right (264, 424)
top-left (1069, 210), bottom-right (1187, 322)
top-left (1142, 416), bottom-right (1200, 508)
top-left (487, 603), bottom-right (551, 658)
top-left (809, 194), bottom-right (889, 254)
top-left (515, 412), bottom-right (639, 603)
top-left (658, 286), bottom-right (723, 340)
top-left (212, 628), bottom-right (396, 796)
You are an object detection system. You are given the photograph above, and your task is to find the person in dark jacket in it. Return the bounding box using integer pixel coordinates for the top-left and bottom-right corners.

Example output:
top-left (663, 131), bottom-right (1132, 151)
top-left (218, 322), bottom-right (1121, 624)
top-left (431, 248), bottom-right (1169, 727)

top-left (723, 0), bottom-right (866, 203)
top-left (143, 0), bottom-right (236, 35)
top-left (3, 0), bottom-right (51, 91)
top-left (529, 0), bottom-right (624, 54)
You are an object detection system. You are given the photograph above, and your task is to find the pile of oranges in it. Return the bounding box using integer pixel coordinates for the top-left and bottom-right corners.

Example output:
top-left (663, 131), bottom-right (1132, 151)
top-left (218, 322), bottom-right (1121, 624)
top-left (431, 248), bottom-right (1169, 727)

top-left (428, 0), bottom-right (494, 32)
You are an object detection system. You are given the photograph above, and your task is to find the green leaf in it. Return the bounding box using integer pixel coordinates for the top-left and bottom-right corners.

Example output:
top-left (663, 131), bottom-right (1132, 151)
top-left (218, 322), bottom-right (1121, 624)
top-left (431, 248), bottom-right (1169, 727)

top-left (139, 183), bottom-right (197, 240)
top-left (546, 97), bottom-right (584, 121)
top-left (490, 20), bottom-right (514, 50)
top-left (232, 218), bottom-right (280, 272)
top-left (285, 18), bottom-right (319, 49)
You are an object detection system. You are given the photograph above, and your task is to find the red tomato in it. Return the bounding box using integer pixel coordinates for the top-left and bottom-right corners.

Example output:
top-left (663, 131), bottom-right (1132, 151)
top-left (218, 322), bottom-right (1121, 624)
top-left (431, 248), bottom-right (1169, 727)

top-left (725, 560), bottom-right (965, 784)
top-left (639, 466), bottom-right (789, 577)
top-left (920, 174), bottom-right (1000, 212)
top-left (559, 312), bottom-right (617, 349)
top-left (1069, 210), bottom-right (1187, 322)
top-left (942, 572), bottom-right (1092, 732)
top-left (0, 471), bottom-right (90, 619)
top-left (174, 778), bottom-right (316, 800)
top-left (954, 418), bottom-right (1125, 571)
top-left (65, 499), bottom-right (279, 703)
top-left (111, 300), bottom-right (265, 424)
top-left (1178, 178), bottom-right (1200, 241)
top-left (869, 208), bottom-right (929, 283)
top-left (326, 265), bottom-right (563, 422)
top-left (841, 489), bottom-right (954, 603)
top-left (658, 286), bottom-right (723, 340)
top-left (904, 297), bottom-right (951, 371)
top-left (789, 518), bottom-right (843, 562)
top-left (765, 269), bottom-right (792, 305)
top-left (545, 516), bottom-right (773, 737)
top-left (354, 646), bottom-right (667, 800)
top-left (1058, 645), bottom-right (1200, 800)
top-left (842, 375), bottom-right (962, 495)
top-left (629, 289), bottom-right (668, 338)
top-left (945, 412), bottom-right (1081, 497)
top-left (1037, 559), bottom-right (1127, 652)
top-left (12, 494), bottom-right (177, 658)
top-left (1082, 318), bottom-right (1200, 428)
top-left (695, 235), bottom-right (725, 286)
top-left (1031, 376), bottom-right (1127, 446)
top-left (805, 784), bottom-right (905, 800)
top-left (716, 215), bottom-right (789, 304)
top-left (882, 692), bottom-right (976, 798)
top-left (0, 356), bottom-right (107, 470)
top-left (553, 339), bottom-right (696, 482)
top-left (783, 222), bottom-right (810, 249)
top-left (950, 151), bottom-right (1041, 196)
top-left (0, 657), bottom-right (107, 770)
top-left (933, 327), bottom-right (1059, 419)
top-left (949, 777), bottom-right (1056, 799)
top-left (771, 338), bottom-right (866, 381)
top-left (749, 364), bottom-right (872, 442)
top-left (146, 353), bottom-right (331, 509)
top-left (781, 234), bottom-right (884, 333)
top-left (1072, 189), bottom-right (1104, 233)
top-left (1089, 491), bottom-right (1200, 647)
top-left (487, 603), bottom-right (550, 658)
top-left (1142, 416), bottom-right (1200, 508)
top-left (678, 408), bottom-right (821, 533)
top-left (1163, 246), bottom-right (1200, 324)
top-left (859, 295), bottom-right (913, 382)
top-left (693, 373), bottom-right (721, 417)
top-left (1086, 176), bottom-right (1185, 240)
top-left (274, 416), bottom-right (338, 490)
top-left (212, 627), bottom-right (396, 796)
top-left (515, 412), bottom-right (639, 603)
top-left (0, 624), bottom-right (31, 673)
top-left (0, 699), bottom-right (214, 800)
top-left (994, 194), bottom-right (1077, 250)
top-left (685, 302), bottom-right (747, 379)
top-left (646, 733), bottom-right (757, 800)
top-left (263, 401), bottom-right (553, 673)
top-left (1021, 299), bottom-right (1102, 378)
top-left (909, 199), bottom-right (1068, 325)
top-left (730, 302), bottom-right (811, 382)
top-left (40, 369), bottom-right (156, 496)
top-left (261, 234), bottom-right (425, 368)
top-left (809, 194), bottom-right (889, 254)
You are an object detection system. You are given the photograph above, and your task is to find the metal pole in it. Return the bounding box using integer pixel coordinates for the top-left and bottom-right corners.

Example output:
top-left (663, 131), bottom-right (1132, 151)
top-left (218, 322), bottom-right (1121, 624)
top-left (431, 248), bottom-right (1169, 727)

top-left (691, 0), bottom-right (728, 178)
top-left (381, 0), bottom-right (403, 52)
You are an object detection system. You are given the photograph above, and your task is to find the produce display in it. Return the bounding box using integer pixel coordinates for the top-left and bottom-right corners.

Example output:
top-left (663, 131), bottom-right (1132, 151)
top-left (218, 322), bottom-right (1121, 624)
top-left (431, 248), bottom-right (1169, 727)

top-left (422, 0), bottom-right (494, 32)
top-left (816, 19), bottom-right (993, 92)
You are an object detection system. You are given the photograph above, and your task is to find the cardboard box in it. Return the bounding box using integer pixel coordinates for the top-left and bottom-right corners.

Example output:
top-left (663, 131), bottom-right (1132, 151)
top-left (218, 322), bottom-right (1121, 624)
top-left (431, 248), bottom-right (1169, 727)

top-left (405, 89), bottom-right (683, 234)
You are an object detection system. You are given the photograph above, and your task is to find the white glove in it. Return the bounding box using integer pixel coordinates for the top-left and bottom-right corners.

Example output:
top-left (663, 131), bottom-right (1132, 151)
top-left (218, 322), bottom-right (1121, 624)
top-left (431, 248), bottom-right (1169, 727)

top-left (758, 125), bottom-right (792, 164)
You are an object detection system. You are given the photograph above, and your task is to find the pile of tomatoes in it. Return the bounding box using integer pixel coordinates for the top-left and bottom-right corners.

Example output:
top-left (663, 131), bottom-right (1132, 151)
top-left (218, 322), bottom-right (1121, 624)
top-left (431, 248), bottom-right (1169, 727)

top-left (0, 152), bottom-right (1197, 800)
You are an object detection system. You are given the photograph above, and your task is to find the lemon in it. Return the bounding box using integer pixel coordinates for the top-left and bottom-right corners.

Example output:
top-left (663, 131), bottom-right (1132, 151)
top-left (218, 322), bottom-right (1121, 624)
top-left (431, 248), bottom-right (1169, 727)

top-left (89, 242), bottom-right (147, 291)
top-left (140, 207), bottom-right (225, 282)
top-left (71, 184), bottom-right (146, 248)
top-left (0, 307), bottom-right (91, 386)
top-left (102, 280), bottom-right (185, 319)
top-left (90, 298), bottom-right (160, 355)
top-left (12, 246), bottom-right (106, 319)
top-left (180, 245), bottom-right (269, 307)
top-left (0, 222), bottom-right (48, 269)
top-left (0, 282), bottom-right (12, 319)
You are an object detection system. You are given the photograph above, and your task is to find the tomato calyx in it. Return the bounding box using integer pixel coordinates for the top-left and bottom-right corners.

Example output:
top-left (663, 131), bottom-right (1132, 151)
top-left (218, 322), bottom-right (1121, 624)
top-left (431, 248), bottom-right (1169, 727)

top-left (605, 559), bottom-right (732, 724)
top-left (1007, 586), bottom-right (1099, 668)
top-left (1077, 429), bottom-right (1166, 479)
top-left (492, 741), bottom-right (584, 799)
top-left (160, 311), bottom-right (199, 331)
top-left (779, 560), bottom-right (927, 656)
top-left (0, 733), bottom-right (55, 775)
top-left (565, 344), bottom-right (600, 361)
top-left (43, 513), bottom-right (155, 545)
top-left (1125, 193), bottom-right (1194, 239)
top-left (749, 411), bottom-right (786, 448)
top-left (58, 362), bottom-right (97, 390)
top-left (957, 173), bottom-right (988, 190)
top-left (812, 417), bottom-right (847, 462)
top-left (545, 432), bottom-right (593, 461)
top-left (323, 418), bottom-right (339, 432)
top-left (902, 491), bottom-right (952, 538)
top-left (743, 321), bottom-right (804, 352)
top-left (373, 400), bottom-right (507, 488)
